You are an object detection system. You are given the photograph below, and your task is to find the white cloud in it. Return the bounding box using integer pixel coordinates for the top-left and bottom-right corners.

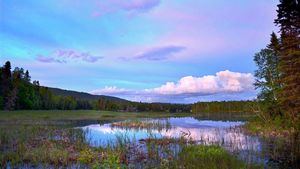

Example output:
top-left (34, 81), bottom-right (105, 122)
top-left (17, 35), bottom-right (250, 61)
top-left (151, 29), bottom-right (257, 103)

top-left (90, 70), bottom-right (255, 103)
top-left (151, 70), bottom-right (253, 95)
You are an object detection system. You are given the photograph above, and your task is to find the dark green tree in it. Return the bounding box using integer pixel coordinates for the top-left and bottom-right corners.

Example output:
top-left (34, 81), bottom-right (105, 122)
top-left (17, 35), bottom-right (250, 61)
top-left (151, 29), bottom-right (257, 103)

top-left (2, 61), bottom-right (15, 110)
top-left (0, 68), bottom-right (3, 109)
top-left (24, 70), bottom-right (31, 83)
top-left (274, 0), bottom-right (300, 121)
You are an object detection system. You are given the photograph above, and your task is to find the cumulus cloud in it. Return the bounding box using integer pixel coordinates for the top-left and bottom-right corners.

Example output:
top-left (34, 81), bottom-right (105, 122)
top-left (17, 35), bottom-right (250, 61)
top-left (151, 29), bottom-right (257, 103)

top-left (151, 70), bottom-right (254, 95)
top-left (134, 45), bottom-right (186, 61)
top-left (36, 50), bottom-right (103, 63)
top-left (90, 70), bottom-right (255, 103)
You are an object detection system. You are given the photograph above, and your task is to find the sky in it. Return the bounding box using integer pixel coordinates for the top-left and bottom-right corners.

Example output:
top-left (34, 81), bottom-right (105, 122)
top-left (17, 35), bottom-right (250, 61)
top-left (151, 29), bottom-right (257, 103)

top-left (0, 0), bottom-right (279, 103)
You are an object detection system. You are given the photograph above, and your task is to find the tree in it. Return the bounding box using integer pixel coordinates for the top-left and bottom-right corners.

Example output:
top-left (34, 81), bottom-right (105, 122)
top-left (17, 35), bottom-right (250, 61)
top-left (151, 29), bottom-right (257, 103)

top-left (0, 68), bottom-right (3, 109)
top-left (24, 70), bottom-right (31, 83)
top-left (2, 61), bottom-right (15, 110)
top-left (274, 0), bottom-right (300, 121)
top-left (254, 33), bottom-right (281, 117)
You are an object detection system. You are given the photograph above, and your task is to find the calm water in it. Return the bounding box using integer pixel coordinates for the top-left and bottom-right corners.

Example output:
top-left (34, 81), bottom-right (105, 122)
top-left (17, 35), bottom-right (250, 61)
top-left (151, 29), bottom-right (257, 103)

top-left (80, 117), bottom-right (299, 168)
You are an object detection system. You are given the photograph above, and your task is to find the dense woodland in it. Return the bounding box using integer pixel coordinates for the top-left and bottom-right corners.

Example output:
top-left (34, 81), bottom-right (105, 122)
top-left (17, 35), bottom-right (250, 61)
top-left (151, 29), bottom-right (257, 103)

top-left (0, 61), bottom-right (93, 110)
top-left (0, 63), bottom-right (190, 113)
top-left (191, 101), bottom-right (258, 114)
top-left (0, 61), bottom-right (254, 113)
top-left (253, 0), bottom-right (299, 128)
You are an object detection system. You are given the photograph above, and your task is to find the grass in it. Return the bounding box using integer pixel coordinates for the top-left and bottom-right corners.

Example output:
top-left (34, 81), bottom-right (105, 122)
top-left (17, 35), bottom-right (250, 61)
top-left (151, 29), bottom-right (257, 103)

top-left (244, 116), bottom-right (300, 168)
top-left (0, 122), bottom-right (261, 168)
top-left (0, 111), bottom-right (260, 169)
top-left (111, 119), bottom-right (172, 131)
top-left (177, 145), bottom-right (261, 169)
top-left (0, 110), bottom-right (190, 125)
top-left (244, 116), bottom-right (298, 138)
top-left (1, 110), bottom-right (292, 168)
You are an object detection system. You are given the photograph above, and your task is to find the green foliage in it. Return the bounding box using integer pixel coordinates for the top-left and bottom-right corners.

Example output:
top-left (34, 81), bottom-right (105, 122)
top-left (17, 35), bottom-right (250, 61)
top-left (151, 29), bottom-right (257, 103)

top-left (101, 151), bottom-right (124, 169)
top-left (192, 100), bottom-right (258, 114)
top-left (274, 0), bottom-right (300, 124)
top-left (96, 97), bottom-right (191, 113)
top-left (0, 61), bottom-right (191, 112)
top-left (78, 148), bottom-right (96, 164)
top-left (177, 145), bottom-right (253, 169)
top-left (0, 61), bottom-right (100, 110)
top-left (252, 0), bottom-right (300, 129)
top-left (253, 33), bottom-right (281, 118)
top-left (0, 96), bottom-right (3, 110)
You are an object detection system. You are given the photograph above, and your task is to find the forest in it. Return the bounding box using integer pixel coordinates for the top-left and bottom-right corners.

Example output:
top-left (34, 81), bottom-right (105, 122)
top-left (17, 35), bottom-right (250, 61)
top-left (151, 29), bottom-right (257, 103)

top-left (250, 0), bottom-right (299, 130)
top-left (0, 61), bottom-right (257, 113)
top-left (191, 101), bottom-right (258, 113)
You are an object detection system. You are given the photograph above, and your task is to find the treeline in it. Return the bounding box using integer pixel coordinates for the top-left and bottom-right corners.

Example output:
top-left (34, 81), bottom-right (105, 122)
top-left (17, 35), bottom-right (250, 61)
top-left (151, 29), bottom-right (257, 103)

top-left (0, 61), bottom-right (190, 113)
top-left (191, 101), bottom-right (258, 114)
top-left (0, 61), bottom-right (93, 110)
top-left (96, 98), bottom-right (191, 113)
top-left (253, 0), bottom-right (299, 127)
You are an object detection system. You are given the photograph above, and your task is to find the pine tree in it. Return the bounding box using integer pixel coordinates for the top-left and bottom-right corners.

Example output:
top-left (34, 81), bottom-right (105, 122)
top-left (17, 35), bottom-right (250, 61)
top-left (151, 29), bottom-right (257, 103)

top-left (274, 0), bottom-right (300, 121)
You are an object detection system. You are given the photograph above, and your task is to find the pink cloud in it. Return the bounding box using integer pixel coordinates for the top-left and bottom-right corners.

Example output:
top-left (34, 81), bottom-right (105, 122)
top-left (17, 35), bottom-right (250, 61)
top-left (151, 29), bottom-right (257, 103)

top-left (90, 70), bottom-right (255, 103)
top-left (151, 70), bottom-right (254, 95)
top-left (91, 0), bottom-right (161, 17)
top-left (36, 49), bottom-right (103, 63)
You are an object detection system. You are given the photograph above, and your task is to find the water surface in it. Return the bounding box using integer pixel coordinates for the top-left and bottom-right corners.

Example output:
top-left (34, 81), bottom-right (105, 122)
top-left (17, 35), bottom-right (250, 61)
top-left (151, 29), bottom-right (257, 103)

top-left (80, 117), bottom-right (298, 168)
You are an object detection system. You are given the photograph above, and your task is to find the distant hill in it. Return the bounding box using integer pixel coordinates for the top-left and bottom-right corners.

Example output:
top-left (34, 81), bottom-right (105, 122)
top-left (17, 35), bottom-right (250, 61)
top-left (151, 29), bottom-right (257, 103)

top-left (46, 87), bottom-right (129, 103)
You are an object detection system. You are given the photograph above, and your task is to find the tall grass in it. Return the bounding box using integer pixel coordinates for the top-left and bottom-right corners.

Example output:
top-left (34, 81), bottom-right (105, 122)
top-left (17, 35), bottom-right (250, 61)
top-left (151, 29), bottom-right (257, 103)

top-left (0, 124), bottom-right (261, 169)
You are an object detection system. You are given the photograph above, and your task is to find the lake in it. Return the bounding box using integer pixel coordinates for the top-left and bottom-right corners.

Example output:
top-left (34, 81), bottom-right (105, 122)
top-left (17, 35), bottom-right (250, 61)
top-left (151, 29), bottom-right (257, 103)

top-left (80, 117), bottom-right (298, 168)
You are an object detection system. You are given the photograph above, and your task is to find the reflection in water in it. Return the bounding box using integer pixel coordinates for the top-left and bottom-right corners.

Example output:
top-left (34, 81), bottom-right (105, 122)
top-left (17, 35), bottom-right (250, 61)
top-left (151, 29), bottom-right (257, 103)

top-left (80, 117), bottom-right (298, 168)
top-left (82, 118), bottom-right (259, 151)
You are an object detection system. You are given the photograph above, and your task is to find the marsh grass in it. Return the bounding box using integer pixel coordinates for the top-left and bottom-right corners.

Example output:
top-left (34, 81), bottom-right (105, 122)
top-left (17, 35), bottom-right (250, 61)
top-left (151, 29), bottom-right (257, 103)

top-left (0, 110), bottom-right (190, 125)
top-left (110, 119), bottom-right (172, 131)
top-left (1, 111), bottom-right (294, 168)
top-left (177, 145), bottom-right (260, 169)
top-left (0, 123), bottom-right (261, 169)
top-left (244, 117), bottom-right (300, 169)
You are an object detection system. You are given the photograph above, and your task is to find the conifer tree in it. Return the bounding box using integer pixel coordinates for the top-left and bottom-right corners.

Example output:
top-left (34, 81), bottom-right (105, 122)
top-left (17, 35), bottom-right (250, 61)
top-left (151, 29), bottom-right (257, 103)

top-left (275, 0), bottom-right (300, 121)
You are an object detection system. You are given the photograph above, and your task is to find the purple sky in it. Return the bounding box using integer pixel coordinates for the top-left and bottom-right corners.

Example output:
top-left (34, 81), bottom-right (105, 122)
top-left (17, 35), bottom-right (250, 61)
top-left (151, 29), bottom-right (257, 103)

top-left (0, 0), bottom-right (279, 103)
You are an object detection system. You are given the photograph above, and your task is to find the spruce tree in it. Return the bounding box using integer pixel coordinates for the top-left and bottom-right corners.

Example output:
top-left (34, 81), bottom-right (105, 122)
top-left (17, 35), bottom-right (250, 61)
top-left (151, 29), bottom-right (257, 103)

top-left (2, 61), bottom-right (13, 110)
top-left (275, 0), bottom-right (300, 121)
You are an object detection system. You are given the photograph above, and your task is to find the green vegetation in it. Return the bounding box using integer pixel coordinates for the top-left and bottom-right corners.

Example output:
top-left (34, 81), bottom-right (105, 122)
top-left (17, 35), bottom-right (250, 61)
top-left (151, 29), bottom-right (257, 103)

top-left (0, 1), bottom-right (298, 168)
top-left (192, 101), bottom-right (259, 114)
top-left (0, 123), bottom-right (260, 169)
top-left (178, 145), bottom-right (259, 169)
top-left (111, 119), bottom-right (172, 131)
top-left (274, 0), bottom-right (300, 122)
top-left (0, 110), bottom-right (190, 125)
top-left (1, 61), bottom-right (260, 115)
top-left (0, 61), bottom-right (94, 110)
top-left (248, 0), bottom-right (300, 137)
top-left (0, 61), bottom-right (191, 113)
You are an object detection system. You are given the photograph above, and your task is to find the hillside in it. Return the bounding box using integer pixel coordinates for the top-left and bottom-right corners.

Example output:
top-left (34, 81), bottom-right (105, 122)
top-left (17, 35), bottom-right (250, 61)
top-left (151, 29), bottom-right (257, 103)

top-left (46, 87), bottom-right (129, 103)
